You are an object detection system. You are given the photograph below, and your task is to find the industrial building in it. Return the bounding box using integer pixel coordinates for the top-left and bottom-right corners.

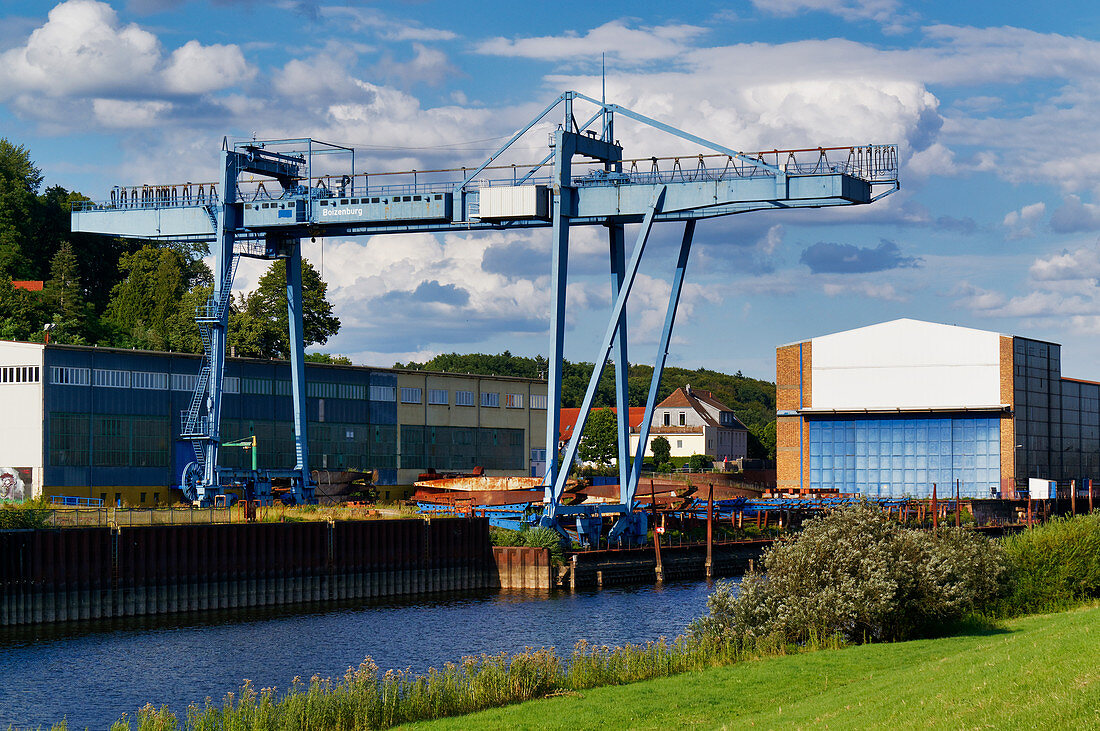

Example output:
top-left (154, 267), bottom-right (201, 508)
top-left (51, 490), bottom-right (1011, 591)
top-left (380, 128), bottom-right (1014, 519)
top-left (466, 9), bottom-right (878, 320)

top-left (777, 318), bottom-right (1099, 499)
top-left (0, 341), bottom-right (547, 505)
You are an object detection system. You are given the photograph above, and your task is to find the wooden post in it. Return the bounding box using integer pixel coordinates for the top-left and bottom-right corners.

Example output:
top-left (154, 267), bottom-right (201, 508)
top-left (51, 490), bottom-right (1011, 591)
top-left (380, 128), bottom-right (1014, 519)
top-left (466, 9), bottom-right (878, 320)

top-left (1071, 479), bottom-right (1077, 516)
top-left (955, 479), bottom-right (961, 528)
top-left (650, 482), bottom-right (663, 583)
top-left (1027, 495), bottom-right (1033, 529)
top-left (1090, 478), bottom-right (1094, 514)
top-left (706, 484), bottom-right (714, 580)
top-left (931, 483), bottom-right (938, 532)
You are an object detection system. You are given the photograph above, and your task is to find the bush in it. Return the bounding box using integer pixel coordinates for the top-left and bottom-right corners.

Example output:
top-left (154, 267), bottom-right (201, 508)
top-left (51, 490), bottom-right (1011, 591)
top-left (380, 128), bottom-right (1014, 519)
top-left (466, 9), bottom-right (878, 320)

top-left (691, 502), bottom-right (1006, 644)
top-left (657, 461), bottom-right (676, 474)
top-left (688, 454), bottom-right (712, 470)
top-left (997, 512), bottom-right (1100, 616)
top-left (522, 526), bottom-right (566, 565)
top-left (0, 500), bottom-right (52, 529)
top-left (489, 526), bottom-right (524, 547)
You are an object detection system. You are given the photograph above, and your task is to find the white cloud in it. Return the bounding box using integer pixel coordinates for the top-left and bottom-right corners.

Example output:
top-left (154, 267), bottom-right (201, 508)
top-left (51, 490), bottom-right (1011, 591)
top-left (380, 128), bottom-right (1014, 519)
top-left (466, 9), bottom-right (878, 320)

top-left (1029, 243), bottom-right (1100, 282)
top-left (752, 0), bottom-right (908, 28)
top-left (477, 20), bottom-right (708, 64)
top-left (1050, 195), bottom-right (1100, 234)
top-left (1003, 202), bottom-right (1045, 239)
top-left (821, 280), bottom-right (905, 301)
top-left (319, 6), bottom-right (457, 42)
top-left (0, 0), bottom-right (253, 122)
top-left (163, 40), bottom-right (254, 95)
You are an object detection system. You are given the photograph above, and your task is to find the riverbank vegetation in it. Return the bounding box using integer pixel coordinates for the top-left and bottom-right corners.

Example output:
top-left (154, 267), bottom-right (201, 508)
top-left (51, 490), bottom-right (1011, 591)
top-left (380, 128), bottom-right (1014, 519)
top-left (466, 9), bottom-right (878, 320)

top-left (414, 603), bottom-right (1100, 730)
top-left (45, 506), bottom-right (1100, 730)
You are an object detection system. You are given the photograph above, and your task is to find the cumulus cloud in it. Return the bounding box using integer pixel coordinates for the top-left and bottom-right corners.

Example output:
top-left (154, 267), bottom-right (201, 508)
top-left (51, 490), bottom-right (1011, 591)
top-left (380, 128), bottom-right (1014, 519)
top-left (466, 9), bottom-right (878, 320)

top-left (799, 239), bottom-right (921, 274)
top-left (1003, 202), bottom-right (1045, 239)
top-left (1050, 195), bottom-right (1100, 234)
top-left (477, 20), bottom-right (708, 64)
top-left (0, 0), bottom-right (254, 128)
top-left (752, 0), bottom-right (907, 27)
top-left (1029, 244), bottom-right (1100, 282)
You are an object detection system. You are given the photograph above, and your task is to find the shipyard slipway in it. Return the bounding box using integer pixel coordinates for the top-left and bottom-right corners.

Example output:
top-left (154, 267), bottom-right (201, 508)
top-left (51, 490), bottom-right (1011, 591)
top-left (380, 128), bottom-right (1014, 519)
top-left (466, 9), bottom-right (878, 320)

top-left (72, 90), bottom-right (899, 544)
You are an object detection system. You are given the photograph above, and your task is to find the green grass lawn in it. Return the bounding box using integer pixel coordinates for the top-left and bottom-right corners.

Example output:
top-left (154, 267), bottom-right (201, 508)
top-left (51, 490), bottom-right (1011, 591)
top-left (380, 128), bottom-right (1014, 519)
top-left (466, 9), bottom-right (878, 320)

top-left (409, 604), bottom-right (1100, 730)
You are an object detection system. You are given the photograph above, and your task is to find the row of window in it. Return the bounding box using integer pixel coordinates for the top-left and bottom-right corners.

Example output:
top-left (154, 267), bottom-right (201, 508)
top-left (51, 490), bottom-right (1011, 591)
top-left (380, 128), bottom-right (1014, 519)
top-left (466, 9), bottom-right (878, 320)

top-left (0, 365), bottom-right (39, 384)
top-left (49, 414), bottom-right (170, 468)
top-left (48, 367), bottom-right (550, 409)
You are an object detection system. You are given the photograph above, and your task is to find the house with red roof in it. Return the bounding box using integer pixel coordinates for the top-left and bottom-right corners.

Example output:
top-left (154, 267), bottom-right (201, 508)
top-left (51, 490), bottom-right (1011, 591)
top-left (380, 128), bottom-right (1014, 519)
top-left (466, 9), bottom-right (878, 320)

top-left (629, 385), bottom-right (748, 461)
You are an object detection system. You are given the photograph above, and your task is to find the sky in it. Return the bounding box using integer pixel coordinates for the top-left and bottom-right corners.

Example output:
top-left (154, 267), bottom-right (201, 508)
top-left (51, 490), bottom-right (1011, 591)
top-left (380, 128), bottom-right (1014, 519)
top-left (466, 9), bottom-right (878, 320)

top-left (4, 1), bottom-right (1100, 382)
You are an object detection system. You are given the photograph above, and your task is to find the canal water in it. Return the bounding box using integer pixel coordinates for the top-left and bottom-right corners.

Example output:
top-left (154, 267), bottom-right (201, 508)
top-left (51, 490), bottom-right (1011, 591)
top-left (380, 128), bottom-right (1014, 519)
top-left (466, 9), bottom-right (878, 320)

top-left (0, 579), bottom-right (728, 729)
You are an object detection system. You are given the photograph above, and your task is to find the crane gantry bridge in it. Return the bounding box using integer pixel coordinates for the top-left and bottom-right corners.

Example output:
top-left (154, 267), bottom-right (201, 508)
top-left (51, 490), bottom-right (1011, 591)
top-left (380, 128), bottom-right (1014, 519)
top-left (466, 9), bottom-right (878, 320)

top-left (72, 90), bottom-right (899, 544)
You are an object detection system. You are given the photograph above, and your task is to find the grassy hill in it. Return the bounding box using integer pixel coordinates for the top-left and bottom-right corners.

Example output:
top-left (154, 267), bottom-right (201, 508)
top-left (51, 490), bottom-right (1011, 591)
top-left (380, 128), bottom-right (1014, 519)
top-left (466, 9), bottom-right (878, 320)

top-left (412, 603), bottom-right (1100, 730)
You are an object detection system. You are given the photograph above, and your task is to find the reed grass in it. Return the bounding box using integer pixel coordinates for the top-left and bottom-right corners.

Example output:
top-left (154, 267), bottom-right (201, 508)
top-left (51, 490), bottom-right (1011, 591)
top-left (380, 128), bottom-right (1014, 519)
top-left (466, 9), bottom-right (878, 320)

top-left (103, 631), bottom-right (839, 730)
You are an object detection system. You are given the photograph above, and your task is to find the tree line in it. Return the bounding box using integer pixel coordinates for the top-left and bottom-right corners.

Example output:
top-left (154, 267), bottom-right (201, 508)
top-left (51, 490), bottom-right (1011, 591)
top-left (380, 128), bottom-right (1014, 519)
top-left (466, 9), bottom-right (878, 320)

top-left (0, 138), bottom-right (339, 357)
top-left (394, 351), bottom-right (778, 460)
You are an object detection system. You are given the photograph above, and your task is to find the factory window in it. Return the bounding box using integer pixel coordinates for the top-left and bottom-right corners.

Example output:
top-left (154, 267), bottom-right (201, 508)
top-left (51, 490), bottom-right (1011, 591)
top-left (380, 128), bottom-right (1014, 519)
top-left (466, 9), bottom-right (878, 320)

top-left (275, 380), bottom-right (292, 397)
top-left (48, 413), bottom-right (89, 466)
top-left (131, 371), bottom-right (168, 390)
top-left (93, 417), bottom-right (129, 467)
top-left (224, 377), bottom-right (240, 394)
top-left (481, 391), bottom-right (500, 408)
top-left (308, 382), bottom-right (339, 399)
top-left (428, 389), bottom-right (448, 405)
top-left (242, 378), bottom-right (273, 395)
top-left (171, 373), bottom-right (198, 392)
top-left (400, 424), bottom-right (525, 471)
top-left (505, 393), bottom-right (523, 409)
top-left (1, 365), bottom-right (40, 384)
top-left (93, 369), bottom-right (130, 388)
top-left (455, 390), bottom-right (475, 406)
top-left (51, 366), bottom-right (90, 386)
top-left (369, 385), bottom-right (396, 401)
top-left (338, 383), bottom-right (366, 400)
top-left (530, 394), bottom-right (547, 410)
top-left (400, 387), bottom-right (422, 404)
top-left (131, 416), bottom-right (169, 467)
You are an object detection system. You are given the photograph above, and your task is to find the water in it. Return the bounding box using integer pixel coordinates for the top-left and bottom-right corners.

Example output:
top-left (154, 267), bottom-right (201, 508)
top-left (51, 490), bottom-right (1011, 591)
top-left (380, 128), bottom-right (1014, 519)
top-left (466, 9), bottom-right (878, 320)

top-left (0, 580), bottom-right (727, 729)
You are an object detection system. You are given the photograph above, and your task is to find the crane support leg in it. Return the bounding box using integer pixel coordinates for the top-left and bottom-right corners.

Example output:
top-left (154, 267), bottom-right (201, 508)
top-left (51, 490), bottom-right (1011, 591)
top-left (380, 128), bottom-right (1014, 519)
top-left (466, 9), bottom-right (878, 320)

top-left (609, 223), bottom-right (631, 502)
top-left (286, 243), bottom-right (313, 504)
top-left (547, 186), bottom-right (666, 515)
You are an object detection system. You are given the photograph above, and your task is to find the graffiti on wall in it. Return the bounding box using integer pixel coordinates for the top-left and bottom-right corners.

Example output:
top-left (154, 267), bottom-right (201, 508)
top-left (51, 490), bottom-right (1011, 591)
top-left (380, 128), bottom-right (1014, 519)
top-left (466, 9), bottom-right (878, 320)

top-left (0, 467), bottom-right (31, 502)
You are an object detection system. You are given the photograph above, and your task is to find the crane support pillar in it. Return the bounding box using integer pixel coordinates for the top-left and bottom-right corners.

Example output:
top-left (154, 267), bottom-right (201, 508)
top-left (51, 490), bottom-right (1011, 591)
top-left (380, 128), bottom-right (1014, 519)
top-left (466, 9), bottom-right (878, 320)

top-left (286, 243), bottom-right (313, 503)
top-left (609, 223), bottom-right (631, 502)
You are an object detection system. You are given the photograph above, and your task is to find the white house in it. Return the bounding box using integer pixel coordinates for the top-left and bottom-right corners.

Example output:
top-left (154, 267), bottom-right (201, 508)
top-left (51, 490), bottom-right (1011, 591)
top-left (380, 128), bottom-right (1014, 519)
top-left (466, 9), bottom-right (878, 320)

top-left (629, 385), bottom-right (749, 460)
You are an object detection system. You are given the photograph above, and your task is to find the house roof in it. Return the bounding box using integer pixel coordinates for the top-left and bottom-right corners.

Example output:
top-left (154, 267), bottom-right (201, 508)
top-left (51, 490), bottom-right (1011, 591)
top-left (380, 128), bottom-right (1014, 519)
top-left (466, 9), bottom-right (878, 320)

top-left (654, 386), bottom-right (748, 431)
top-left (12, 281), bottom-right (43, 292)
top-left (558, 407), bottom-right (646, 442)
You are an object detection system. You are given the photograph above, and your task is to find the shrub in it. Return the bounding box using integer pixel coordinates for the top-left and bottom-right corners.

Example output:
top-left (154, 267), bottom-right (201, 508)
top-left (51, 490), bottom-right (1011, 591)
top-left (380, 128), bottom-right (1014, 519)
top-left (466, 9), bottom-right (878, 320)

top-left (489, 526), bottom-right (524, 547)
top-left (691, 502), bottom-right (1006, 644)
top-left (0, 500), bottom-right (52, 529)
top-left (688, 454), bottom-right (712, 470)
top-left (997, 512), bottom-right (1100, 616)
top-left (650, 436), bottom-right (671, 466)
top-left (657, 462), bottom-right (676, 474)
top-left (521, 526), bottom-right (566, 565)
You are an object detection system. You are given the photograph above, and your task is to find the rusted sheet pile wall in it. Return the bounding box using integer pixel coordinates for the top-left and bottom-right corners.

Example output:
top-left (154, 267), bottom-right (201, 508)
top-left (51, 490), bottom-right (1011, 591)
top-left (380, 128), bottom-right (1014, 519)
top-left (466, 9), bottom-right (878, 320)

top-left (0, 518), bottom-right (492, 627)
top-left (491, 546), bottom-right (552, 591)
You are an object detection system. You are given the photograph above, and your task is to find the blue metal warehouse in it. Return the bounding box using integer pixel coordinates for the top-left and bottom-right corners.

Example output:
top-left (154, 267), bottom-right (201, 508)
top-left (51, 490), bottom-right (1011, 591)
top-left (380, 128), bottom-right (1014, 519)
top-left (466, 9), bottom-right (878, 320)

top-left (0, 341), bottom-right (546, 505)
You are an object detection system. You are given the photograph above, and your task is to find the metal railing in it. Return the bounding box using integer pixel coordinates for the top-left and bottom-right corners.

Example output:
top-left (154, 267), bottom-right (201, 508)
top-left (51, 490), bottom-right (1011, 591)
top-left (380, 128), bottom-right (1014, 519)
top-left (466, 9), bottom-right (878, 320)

top-left (47, 506), bottom-right (235, 528)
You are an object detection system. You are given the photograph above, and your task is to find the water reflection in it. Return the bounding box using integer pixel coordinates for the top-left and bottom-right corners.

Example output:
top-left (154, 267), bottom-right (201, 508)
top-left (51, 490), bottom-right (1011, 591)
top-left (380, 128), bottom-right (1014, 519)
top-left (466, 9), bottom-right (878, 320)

top-left (0, 579), bottom-right (730, 729)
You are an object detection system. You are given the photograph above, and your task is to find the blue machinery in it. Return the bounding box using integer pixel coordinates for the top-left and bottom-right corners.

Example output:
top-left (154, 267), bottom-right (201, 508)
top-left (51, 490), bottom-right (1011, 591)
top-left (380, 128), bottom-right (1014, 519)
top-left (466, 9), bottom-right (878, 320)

top-left (72, 91), bottom-right (899, 529)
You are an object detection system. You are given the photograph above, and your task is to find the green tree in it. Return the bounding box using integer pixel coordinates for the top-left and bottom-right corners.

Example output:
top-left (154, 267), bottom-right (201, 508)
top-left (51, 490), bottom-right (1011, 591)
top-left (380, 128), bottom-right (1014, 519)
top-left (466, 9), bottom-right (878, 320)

top-left (0, 277), bottom-right (46, 340)
top-left (577, 407), bottom-right (619, 467)
top-left (306, 352), bottom-right (352, 364)
top-left (230, 258), bottom-right (340, 359)
top-left (0, 139), bottom-right (43, 278)
top-left (650, 435), bottom-right (671, 465)
top-left (104, 245), bottom-right (210, 351)
top-left (43, 241), bottom-right (91, 344)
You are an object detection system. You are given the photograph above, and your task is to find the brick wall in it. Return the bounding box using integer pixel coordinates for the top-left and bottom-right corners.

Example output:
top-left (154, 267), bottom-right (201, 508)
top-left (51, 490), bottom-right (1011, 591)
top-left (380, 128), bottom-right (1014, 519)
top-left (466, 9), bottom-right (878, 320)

top-left (776, 342), bottom-right (810, 490)
top-left (1000, 335), bottom-right (1016, 498)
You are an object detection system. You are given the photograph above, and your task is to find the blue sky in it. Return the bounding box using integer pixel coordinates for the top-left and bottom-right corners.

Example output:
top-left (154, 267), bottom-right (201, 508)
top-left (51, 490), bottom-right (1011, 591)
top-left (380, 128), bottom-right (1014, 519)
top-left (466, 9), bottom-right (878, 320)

top-left (4, 1), bottom-right (1100, 382)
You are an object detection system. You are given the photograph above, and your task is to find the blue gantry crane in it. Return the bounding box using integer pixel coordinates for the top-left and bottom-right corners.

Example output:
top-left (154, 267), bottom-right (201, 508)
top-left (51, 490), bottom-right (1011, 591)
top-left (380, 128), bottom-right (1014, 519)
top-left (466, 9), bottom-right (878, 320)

top-left (72, 90), bottom-right (898, 531)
